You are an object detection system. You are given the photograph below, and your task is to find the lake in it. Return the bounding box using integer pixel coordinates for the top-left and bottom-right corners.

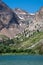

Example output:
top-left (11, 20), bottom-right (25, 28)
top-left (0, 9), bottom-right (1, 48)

top-left (0, 55), bottom-right (43, 65)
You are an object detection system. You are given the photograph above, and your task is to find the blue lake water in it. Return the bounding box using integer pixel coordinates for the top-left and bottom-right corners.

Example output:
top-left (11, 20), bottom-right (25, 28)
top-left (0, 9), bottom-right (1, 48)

top-left (0, 55), bottom-right (43, 65)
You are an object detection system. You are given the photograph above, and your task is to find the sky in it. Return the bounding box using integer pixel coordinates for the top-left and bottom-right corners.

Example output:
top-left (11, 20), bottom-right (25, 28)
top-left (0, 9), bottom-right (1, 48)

top-left (3, 0), bottom-right (43, 13)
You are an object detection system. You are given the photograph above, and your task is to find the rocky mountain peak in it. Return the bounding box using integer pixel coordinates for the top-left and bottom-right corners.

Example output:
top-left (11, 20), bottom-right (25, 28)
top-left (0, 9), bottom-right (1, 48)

top-left (39, 7), bottom-right (43, 14)
top-left (38, 6), bottom-right (43, 16)
top-left (40, 7), bottom-right (43, 12)
top-left (35, 6), bottom-right (43, 20)
top-left (0, 0), bottom-right (19, 29)
top-left (14, 8), bottom-right (30, 20)
top-left (14, 8), bottom-right (28, 14)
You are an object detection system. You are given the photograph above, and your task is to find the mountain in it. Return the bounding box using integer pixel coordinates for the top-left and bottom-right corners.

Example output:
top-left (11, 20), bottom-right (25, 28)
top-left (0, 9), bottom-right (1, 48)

top-left (14, 8), bottom-right (29, 20)
top-left (0, 0), bottom-right (43, 39)
top-left (0, 0), bottom-right (20, 38)
top-left (34, 7), bottom-right (43, 31)
top-left (14, 8), bottom-right (35, 31)
top-left (0, 1), bottom-right (19, 26)
top-left (0, 1), bottom-right (43, 55)
top-left (14, 8), bottom-right (43, 32)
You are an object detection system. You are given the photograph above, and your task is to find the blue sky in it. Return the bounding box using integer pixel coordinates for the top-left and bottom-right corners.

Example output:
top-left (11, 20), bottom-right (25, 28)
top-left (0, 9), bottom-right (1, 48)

top-left (3, 0), bottom-right (43, 13)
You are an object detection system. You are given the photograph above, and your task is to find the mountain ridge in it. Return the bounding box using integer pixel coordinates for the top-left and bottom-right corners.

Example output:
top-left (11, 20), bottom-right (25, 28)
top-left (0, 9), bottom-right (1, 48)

top-left (0, 0), bottom-right (43, 38)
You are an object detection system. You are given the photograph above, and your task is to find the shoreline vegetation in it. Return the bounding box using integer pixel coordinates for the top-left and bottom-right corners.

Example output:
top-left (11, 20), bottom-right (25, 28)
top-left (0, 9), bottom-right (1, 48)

top-left (0, 53), bottom-right (41, 56)
top-left (0, 31), bottom-right (43, 55)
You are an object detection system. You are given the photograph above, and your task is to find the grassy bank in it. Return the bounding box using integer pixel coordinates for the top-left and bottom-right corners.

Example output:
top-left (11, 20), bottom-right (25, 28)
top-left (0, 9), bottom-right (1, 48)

top-left (0, 31), bottom-right (43, 55)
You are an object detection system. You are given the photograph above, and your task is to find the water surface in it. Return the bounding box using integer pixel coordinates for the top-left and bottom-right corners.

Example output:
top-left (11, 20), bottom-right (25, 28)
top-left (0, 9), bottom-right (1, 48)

top-left (0, 55), bottom-right (43, 65)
